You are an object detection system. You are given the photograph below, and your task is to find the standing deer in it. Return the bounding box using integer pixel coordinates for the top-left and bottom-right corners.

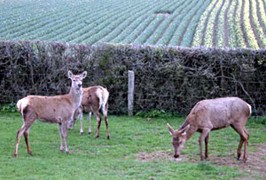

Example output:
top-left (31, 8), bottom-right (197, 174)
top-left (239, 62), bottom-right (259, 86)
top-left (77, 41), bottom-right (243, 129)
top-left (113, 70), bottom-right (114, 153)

top-left (68, 86), bottom-right (110, 139)
top-left (167, 97), bottom-right (252, 162)
top-left (14, 70), bottom-right (87, 157)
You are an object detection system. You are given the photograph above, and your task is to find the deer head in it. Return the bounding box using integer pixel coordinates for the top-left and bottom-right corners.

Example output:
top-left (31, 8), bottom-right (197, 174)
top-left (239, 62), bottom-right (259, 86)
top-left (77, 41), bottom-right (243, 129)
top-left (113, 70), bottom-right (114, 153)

top-left (167, 123), bottom-right (190, 158)
top-left (68, 70), bottom-right (87, 93)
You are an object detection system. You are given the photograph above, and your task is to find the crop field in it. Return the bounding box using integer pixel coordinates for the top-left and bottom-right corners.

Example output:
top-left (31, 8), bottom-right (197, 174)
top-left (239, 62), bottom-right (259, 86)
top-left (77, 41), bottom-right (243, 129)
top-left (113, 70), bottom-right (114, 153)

top-left (0, 0), bottom-right (266, 49)
top-left (0, 112), bottom-right (266, 179)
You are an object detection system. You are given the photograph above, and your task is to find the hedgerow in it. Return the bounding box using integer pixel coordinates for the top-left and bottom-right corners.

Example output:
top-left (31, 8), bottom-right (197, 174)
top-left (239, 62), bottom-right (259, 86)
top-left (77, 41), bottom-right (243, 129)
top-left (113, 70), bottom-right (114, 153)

top-left (0, 41), bottom-right (265, 115)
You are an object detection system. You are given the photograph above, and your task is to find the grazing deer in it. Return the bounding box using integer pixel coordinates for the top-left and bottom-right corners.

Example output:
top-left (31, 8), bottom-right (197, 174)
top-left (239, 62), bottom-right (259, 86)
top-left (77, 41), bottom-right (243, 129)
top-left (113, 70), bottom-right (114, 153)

top-left (167, 97), bottom-right (252, 162)
top-left (14, 70), bottom-right (87, 157)
top-left (68, 86), bottom-right (110, 139)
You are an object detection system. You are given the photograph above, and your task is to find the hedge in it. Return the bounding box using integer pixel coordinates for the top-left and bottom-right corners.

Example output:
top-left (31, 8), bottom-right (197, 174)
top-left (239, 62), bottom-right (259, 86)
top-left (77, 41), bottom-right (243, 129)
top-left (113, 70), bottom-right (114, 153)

top-left (0, 40), bottom-right (265, 115)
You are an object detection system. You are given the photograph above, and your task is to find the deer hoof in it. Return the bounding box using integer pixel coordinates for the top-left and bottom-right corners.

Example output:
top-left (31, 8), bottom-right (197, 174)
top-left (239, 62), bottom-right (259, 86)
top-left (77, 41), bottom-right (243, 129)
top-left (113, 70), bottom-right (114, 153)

top-left (13, 153), bottom-right (18, 158)
top-left (174, 154), bottom-right (179, 158)
top-left (28, 151), bottom-right (33, 156)
top-left (107, 135), bottom-right (110, 140)
top-left (237, 153), bottom-right (241, 160)
top-left (80, 132), bottom-right (83, 135)
top-left (95, 135), bottom-right (99, 138)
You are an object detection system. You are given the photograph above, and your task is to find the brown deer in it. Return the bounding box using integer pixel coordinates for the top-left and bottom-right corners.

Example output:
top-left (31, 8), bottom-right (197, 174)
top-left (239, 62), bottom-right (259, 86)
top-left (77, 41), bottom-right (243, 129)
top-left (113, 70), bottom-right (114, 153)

top-left (68, 86), bottom-right (110, 139)
top-left (167, 97), bottom-right (252, 162)
top-left (14, 70), bottom-right (87, 157)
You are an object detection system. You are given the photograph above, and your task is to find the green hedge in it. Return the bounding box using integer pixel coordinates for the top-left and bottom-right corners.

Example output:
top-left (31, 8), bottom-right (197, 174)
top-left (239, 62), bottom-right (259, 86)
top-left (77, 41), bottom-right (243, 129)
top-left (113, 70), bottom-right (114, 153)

top-left (0, 40), bottom-right (265, 115)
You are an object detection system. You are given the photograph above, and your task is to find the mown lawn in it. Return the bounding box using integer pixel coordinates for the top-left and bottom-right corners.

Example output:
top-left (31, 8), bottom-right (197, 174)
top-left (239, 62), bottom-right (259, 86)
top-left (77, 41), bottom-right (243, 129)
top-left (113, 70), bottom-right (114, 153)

top-left (0, 112), bottom-right (265, 179)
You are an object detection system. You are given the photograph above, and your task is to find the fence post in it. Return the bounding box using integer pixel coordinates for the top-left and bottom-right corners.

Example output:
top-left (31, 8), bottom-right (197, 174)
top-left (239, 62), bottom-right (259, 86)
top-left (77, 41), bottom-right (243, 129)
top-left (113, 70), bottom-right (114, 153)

top-left (128, 70), bottom-right (135, 116)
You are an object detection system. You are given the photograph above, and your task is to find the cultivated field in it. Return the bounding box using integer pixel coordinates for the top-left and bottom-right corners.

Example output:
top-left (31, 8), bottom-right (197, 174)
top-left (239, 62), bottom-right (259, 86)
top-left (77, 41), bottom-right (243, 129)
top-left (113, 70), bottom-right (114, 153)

top-left (0, 0), bottom-right (266, 49)
top-left (0, 112), bottom-right (266, 179)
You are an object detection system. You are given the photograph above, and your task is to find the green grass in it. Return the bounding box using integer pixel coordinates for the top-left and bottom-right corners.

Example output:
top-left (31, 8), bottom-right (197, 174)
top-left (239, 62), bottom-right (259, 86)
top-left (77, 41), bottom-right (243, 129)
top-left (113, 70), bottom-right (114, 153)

top-left (0, 112), bottom-right (265, 179)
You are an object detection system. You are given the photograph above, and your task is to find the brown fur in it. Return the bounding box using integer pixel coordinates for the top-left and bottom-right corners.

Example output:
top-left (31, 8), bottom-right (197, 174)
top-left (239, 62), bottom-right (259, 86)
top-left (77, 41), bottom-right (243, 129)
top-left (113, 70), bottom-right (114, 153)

top-left (68, 86), bottom-right (110, 139)
top-left (167, 97), bottom-right (251, 162)
top-left (14, 71), bottom-right (87, 157)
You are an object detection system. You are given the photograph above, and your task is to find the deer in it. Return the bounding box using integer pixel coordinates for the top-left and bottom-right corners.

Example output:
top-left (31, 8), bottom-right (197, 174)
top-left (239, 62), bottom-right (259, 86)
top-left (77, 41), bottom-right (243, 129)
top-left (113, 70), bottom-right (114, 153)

top-left (14, 70), bottom-right (87, 157)
top-left (67, 86), bottom-right (110, 139)
top-left (167, 97), bottom-right (252, 162)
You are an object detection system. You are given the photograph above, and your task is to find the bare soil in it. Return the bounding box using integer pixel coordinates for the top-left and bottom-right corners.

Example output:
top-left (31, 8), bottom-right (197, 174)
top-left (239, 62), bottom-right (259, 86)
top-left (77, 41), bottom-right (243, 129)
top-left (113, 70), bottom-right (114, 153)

top-left (136, 143), bottom-right (266, 179)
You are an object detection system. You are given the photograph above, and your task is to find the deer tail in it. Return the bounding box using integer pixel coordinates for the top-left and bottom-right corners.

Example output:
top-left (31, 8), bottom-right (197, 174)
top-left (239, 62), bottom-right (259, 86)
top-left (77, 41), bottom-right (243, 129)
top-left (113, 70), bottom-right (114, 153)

top-left (16, 98), bottom-right (29, 116)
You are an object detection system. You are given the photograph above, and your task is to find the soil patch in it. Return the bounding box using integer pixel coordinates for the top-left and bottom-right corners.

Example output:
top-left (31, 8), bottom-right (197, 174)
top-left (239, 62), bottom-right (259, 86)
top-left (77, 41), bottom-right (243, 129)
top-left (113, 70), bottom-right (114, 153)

top-left (136, 143), bottom-right (266, 179)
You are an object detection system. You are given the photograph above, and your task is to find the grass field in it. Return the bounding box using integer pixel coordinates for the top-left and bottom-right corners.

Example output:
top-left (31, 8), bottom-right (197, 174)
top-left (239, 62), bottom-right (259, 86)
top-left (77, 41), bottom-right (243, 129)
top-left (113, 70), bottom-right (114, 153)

top-left (1, 112), bottom-right (266, 179)
top-left (0, 0), bottom-right (266, 49)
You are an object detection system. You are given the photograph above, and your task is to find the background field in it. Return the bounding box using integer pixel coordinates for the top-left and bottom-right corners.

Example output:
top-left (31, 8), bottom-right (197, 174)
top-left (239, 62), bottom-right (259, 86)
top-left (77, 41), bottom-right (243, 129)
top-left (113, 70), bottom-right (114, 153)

top-left (0, 112), bottom-right (266, 179)
top-left (0, 0), bottom-right (266, 49)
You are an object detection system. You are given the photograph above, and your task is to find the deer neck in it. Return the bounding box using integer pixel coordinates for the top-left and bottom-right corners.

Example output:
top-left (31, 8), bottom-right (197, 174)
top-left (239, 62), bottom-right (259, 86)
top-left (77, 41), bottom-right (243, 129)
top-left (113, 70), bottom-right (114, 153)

top-left (69, 87), bottom-right (83, 108)
top-left (185, 126), bottom-right (197, 141)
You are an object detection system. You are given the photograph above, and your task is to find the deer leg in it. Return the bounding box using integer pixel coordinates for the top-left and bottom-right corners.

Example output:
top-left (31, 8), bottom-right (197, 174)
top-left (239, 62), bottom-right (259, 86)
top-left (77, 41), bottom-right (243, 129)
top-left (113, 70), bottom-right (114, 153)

top-left (237, 138), bottom-right (244, 160)
top-left (231, 125), bottom-right (249, 162)
top-left (14, 124), bottom-right (27, 157)
top-left (24, 127), bottom-right (32, 155)
top-left (79, 112), bottom-right (84, 135)
top-left (95, 111), bottom-right (101, 138)
top-left (103, 106), bottom-right (110, 139)
top-left (87, 112), bottom-right (92, 134)
top-left (62, 122), bottom-right (69, 154)
top-left (242, 128), bottom-right (249, 162)
top-left (205, 133), bottom-right (209, 159)
top-left (14, 110), bottom-right (36, 157)
top-left (199, 129), bottom-right (210, 161)
top-left (58, 123), bottom-right (64, 152)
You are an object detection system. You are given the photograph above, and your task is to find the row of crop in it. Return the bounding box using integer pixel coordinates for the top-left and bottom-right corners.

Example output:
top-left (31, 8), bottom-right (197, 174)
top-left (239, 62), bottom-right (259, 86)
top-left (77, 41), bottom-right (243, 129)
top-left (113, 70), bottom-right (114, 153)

top-left (159, 1), bottom-right (204, 46)
top-left (97, 2), bottom-right (154, 43)
top-left (143, 0), bottom-right (191, 45)
top-left (62, 1), bottom-right (131, 43)
top-left (0, 0), bottom-right (129, 43)
top-left (156, 1), bottom-right (205, 45)
top-left (0, 1), bottom-right (44, 26)
top-left (233, 0), bottom-right (247, 47)
top-left (90, 0), bottom-right (165, 45)
top-left (192, 0), bottom-right (219, 47)
top-left (131, 0), bottom-right (184, 45)
top-left (162, 0), bottom-right (205, 46)
top-left (0, 1), bottom-right (78, 39)
top-left (177, 0), bottom-right (211, 47)
top-left (109, 0), bottom-right (171, 44)
top-left (78, 1), bottom-right (154, 44)
top-left (119, 2), bottom-right (169, 44)
top-left (21, 6), bottom-right (90, 41)
top-left (241, 0), bottom-right (259, 48)
top-left (256, 0), bottom-right (266, 36)
top-left (145, 0), bottom-right (193, 46)
top-left (53, 2), bottom-right (123, 42)
top-left (249, 0), bottom-right (266, 47)
top-left (226, 0), bottom-right (238, 48)
top-left (214, 0), bottom-right (228, 47)
top-left (193, 0), bottom-right (266, 49)
top-left (77, 0), bottom-right (177, 44)
top-left (27, 2), bottom-right (109, 41)
top-left (166, 0), bottom-right (203, 46)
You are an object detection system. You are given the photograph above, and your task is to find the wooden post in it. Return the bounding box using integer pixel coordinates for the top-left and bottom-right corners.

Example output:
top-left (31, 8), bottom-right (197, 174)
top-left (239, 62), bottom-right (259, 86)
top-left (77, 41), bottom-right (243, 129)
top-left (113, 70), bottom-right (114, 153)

top-left (128, 70), bottom-right (135, 116)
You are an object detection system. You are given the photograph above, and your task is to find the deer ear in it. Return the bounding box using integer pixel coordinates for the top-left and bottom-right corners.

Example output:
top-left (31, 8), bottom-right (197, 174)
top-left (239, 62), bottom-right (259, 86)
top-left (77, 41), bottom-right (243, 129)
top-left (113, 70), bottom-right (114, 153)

top-left (68, 71), bottom-right (73, 79)
top-left (178, 124), bottom-right (190, 135)
top-left (81, 71), bottom-right (87, 79)
top-left (167, 123), bottom-right (175, 135)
